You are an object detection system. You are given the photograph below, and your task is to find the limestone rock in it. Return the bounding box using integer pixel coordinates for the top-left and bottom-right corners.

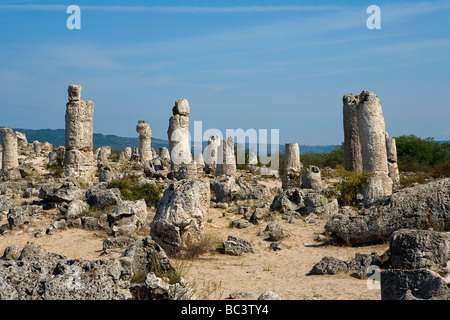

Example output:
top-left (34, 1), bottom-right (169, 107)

top-left (65, 199), bottom-right (90, 224)
top-left (109, 199), bottom-right (148, 237)
top-left (258, 291), bottom-right (281, 300)
top-left (325, 178), bottom-right (450, 245)
top-left (204, 134), bottom-right (220, 174)
top-left (381, 269), bottom-right (449, 300)
top-left (343, 94), bottom-right (363, 172)
top-left (121, 236), bottom-right (174, 283)
top-left (216, 136), bottom-right (236, 176)
top-left (63, 84), bottom-right (96, 180)
top-left (0, 242), bottom-right (133, 300)
top-left (86, 183), bottom-right (121, 209)
top-left (7, 205), bottom-right (43, 230)
top-left (388, 229), bottom-right (449, 271)
top-left (223, 235), bottom-right (254, 256)
top-left (264, 222), bottom-right (289, 241)
top-left (130, 272), bottom-right (195, 300)
top-left (271, 188), bottom-right (304, 213)
top-left (168, 99), bottom-right (191, 166)
top-left (301, 165), bottom-right (322, 190)
top-left (38, 182), bottom-right (84, 203)
top-left (150, 179), bottom-right (210, 254)
top-left (136, 120), bottom-right (152, 162)
top-left (1, 127), bottom-right (19, 171)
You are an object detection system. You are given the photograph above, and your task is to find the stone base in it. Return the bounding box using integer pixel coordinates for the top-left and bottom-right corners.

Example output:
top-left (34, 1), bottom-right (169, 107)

top-left (63, 149), bottom-right (96, 181)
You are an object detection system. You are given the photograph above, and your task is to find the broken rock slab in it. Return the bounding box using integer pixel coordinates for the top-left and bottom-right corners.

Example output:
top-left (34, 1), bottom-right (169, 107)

top-left (381, 269), bottom-right (449, 300)
top-left (223, 235), bottom-right (255, 256)
top-left (325, 178), bottom-right (450, 245)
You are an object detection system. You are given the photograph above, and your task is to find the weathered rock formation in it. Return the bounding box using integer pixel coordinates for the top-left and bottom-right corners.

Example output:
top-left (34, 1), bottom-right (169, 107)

top-left (0, 242), bottom-right (133, 300)
top-left (343, 91), bottom-right (393, 198)
top-left (343, 94), bottom-right (363, 172)
top-left (309, 229), bottom-right (450, 300)
top-left (385, 132), bottom-right (400, 190)
top-left (109, 199), bottom-right (148, 238)
top-left (216, 136), bottom-right (236, 176)
top-left (0, 239), bottom-right (193, 300)
top-left (325, 178), bottom-right (450, 245)
top-left (136, 120), bottom-right (152, 162)
top-left (1, 127), bottom-right (19, 171)
top-left (301, 165), bottom-right (322, 190)
top-left (167, 99), bottom-right (191, 166)
top-left (281, 143), bottom-right (302, 189)
top-left (63, 84), bottom-right (96, 180)
top-left (381, 229), bottom-right (450, 300)
top-left (150, 179), bottom-right (210, 255)
top-left (223, 235), bottom-right (255, 256)
top-left (204, 134), bottom-right (220, 174)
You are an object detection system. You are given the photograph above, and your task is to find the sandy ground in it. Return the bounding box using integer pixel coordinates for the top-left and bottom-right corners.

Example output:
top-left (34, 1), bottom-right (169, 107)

top-left (0, 154), bottom-right (389, 300)
top-left (0, 203), bottom-right (388, 300)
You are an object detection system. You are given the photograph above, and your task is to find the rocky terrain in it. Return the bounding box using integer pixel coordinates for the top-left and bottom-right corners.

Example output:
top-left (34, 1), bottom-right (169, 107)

top-left (0, 86), bottom-right (448, 300)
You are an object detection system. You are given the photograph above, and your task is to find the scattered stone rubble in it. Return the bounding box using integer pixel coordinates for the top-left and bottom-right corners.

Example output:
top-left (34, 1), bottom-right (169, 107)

top-left (310, 229), bottom-right (450, 300)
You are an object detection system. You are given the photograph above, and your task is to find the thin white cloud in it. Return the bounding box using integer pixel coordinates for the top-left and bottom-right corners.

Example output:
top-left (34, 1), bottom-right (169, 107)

top-left (0, 4), bottom-right (341, 13)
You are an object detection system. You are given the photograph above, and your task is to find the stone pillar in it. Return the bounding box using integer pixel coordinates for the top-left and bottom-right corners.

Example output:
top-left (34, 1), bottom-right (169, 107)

top-left (15, 132), bottom-right (28, 150)
top-left (356, 91), bottom-right (392, 196)
top-left (168, 99), bottom-right (192, 167)
top-left (343, 94), bottom-right (363, 172)
top-left (97, 146), bottom-right (111, 166)
top-left (385, 132), bottom-right (400, 190)
top-left (302, 165), bottom-right (322, 190)
top-left (281, 143), bottom-right (302, 189)
top-left (63, 84), bottom-right (96, 180)
top-left (136, 120), bottom-right (152, 162)
top-left (33, 141), bottom-right (42, 154)
top-left (1, 127), bottom-right (19, 170)
top-left (204, 134), bottom-right (220, 174)
top-left (158, 147), bottom-right (170, 162)
top-left (284, 143), bottom-right (301, 172)
top-left (216, 136), bottom-right (236, 176)
top-left (194, 153), bottom-right (205, 168)
top-left (248, 151), bottom-right (258, 166)
top-left (123, 147), bottom-right (132, 160)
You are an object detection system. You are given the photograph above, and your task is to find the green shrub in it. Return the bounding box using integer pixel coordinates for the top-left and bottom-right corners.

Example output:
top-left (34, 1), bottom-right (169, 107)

top-left (395, 135), bottom-right (450, 176)
top-left (400, 172), bottom-right (430, 189)
top-left (334, 166), bottom-right (375, 206)
top-left (109, 174), bottom-right (161, 208)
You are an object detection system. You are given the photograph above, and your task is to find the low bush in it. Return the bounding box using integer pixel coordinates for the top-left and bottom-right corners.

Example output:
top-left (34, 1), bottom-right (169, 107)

top-left (109, 174), bottom-right (161, 208)
top-left (333, 166), bottom-right (375, 206)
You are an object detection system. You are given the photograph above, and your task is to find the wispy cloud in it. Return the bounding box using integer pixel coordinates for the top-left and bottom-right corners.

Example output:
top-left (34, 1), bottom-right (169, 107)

top-left (0, 4), bottom-right (341, 13)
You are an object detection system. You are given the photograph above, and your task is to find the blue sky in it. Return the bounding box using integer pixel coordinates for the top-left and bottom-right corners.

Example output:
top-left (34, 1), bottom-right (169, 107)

top-left (0, 0), bottom-right (449, 145)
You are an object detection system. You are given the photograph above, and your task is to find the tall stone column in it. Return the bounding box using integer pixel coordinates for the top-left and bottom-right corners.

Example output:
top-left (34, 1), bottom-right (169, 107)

top-left (136, 120), bottom-right (152, 162)
top-left (343, 94), bottom-right (363, 172)
top-left (1, 127), bottom-right (19, 170)
top-left (63, 84), bottom-right (96, 180)
top-left (356, 91), bottom-right (392, 196)
top-left (385, 132), bottom-right (400, 190)
top-left (281, 143), bottom-right (302, 189)
top-left (216, 136), bottom-right (236, 176)
top-left (167, 99), bottom-right (192, 166)
top-left (204, 134), bottom-right (220, 174)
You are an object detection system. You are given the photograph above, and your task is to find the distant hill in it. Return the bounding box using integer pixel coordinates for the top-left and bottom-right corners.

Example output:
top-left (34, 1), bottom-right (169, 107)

top-left (5, 128), bottom-right (170, 151)
top-left (2, 128), bottom-right (340, 154)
